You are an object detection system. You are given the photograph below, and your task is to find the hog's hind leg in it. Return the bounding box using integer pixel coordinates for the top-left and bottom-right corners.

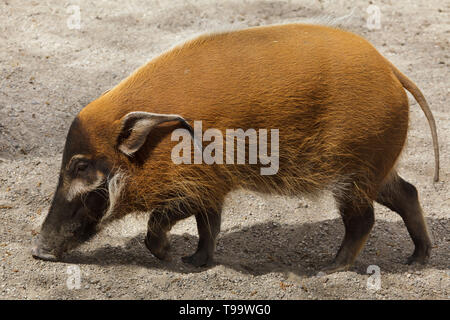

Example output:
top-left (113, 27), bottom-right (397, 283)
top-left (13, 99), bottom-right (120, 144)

top-left (376, 172), bottom-right (432, 264)
top-left (322, 192), bottom-right (375, 274)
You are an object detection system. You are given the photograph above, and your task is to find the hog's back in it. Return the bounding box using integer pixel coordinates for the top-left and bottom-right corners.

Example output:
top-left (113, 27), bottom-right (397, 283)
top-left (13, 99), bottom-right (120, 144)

top-left (83, 23), bottom-right (409, 199)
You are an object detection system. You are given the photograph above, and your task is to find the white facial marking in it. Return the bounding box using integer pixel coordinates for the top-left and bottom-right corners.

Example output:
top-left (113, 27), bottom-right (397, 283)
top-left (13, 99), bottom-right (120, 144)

top-left (66, 172), bottom-right (105, 202)
top-left (103, 170), bottom-right (127, 220)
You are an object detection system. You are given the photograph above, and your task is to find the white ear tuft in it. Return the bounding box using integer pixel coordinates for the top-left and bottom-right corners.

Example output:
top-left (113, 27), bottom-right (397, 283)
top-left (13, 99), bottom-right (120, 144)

top-left (117, 111), bottom-right (192, 156)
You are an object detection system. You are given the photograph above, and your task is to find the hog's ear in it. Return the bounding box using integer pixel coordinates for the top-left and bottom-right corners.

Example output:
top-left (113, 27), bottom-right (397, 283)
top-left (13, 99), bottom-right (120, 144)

top-left (116, 111), bottom-right (193, 156)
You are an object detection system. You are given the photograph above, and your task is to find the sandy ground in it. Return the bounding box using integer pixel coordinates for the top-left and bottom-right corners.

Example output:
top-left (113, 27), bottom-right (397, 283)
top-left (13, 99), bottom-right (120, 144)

top-left (0, 0), bottom-right (449, 300)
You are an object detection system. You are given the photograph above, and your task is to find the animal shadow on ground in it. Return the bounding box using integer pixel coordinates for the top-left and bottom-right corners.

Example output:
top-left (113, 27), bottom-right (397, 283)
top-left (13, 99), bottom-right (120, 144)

top-left (63, 217), bottom-right (449, 277)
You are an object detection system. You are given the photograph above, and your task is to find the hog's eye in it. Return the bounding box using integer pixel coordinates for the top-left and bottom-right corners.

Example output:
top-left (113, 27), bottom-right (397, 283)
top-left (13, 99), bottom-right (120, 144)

top-left (67, 155), bottom-right (92, 176)
top-left (74, 161), bottom-right (89, 175)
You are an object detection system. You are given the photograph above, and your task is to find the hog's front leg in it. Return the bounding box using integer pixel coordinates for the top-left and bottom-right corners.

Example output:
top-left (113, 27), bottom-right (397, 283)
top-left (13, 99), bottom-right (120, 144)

top-left (182, 208), bottom-right (222, 267)
top-left (145, 208), bottom-right (191, 260)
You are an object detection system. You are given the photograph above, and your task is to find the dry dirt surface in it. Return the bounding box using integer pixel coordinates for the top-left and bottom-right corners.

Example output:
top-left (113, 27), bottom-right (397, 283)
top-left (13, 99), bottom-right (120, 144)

top-left (0, 0), bottom-right (449, 300)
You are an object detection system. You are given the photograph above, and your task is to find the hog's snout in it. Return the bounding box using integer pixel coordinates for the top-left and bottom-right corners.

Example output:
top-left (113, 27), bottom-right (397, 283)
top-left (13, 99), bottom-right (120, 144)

top-left (31, 236), bottom-right (60, 262)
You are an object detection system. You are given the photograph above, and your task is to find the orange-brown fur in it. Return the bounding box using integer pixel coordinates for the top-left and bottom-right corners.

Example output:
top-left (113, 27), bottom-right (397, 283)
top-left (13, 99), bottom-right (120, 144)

top-left (77, 23), bottom-right (435, 220)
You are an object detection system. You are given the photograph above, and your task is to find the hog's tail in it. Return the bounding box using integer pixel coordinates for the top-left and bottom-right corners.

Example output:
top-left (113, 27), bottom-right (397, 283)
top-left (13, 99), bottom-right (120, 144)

top-left (388, 61), bottom-right (440, 182)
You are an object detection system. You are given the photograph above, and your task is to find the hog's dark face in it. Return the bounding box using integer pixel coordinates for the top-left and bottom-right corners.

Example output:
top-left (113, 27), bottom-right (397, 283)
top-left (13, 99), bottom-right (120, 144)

top-left (31, 108), bottom-right (194, 261)
top-left (31, 117), bottom-right (112, 261)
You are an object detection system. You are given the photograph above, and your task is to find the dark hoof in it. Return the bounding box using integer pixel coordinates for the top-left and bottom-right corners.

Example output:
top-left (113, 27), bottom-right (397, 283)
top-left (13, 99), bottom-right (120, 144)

top-left (406, 246), bottom-right (431, 265)
top-left (144, 235), bottom-right (170, 261)
top-left (320, 261), bottom-right (351, 274)
top-left (406, 254), bottom-right (429, 265)
top-left (182, 252), bottom-right (212, 267)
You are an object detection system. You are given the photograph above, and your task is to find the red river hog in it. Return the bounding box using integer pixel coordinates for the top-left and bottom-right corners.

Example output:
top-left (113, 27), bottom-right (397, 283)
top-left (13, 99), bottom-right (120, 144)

top-left (31, 23), bottom-right (439, 273)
